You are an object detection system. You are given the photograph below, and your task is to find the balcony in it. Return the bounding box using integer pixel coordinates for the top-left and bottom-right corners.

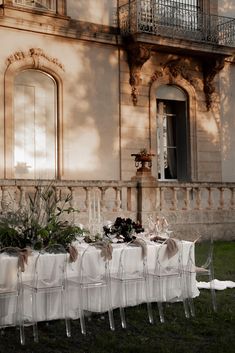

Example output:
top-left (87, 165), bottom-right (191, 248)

top-left (119, 0), bottom-right (235, 55)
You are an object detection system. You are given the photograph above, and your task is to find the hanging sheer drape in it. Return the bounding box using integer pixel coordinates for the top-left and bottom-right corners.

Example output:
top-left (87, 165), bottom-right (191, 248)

top-left (166, 116), bottom-right (177, 179)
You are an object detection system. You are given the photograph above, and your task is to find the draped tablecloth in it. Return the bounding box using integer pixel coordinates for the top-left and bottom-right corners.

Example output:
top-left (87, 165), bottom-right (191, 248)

top-left (0, 241), bottom-right (199, 324)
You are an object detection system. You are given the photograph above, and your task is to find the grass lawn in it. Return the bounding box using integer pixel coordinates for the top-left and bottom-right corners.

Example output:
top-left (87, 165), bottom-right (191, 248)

top-left (0, 241), bottom-right (234, 353)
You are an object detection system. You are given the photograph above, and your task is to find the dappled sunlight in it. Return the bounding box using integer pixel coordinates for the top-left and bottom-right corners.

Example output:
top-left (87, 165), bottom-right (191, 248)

top-left (113, 136), bottom-right (120, 155)
top-left (71, 117), bottom-right (101, 172)
top-left (198, 116), bottom-right (220, 145)
top-left (219, 63), bottom-right (235, 166)
top-left (122, 106), bottom-right (148, 130)
top-left (63, 42), bottom-right (120, 180)
top-left (221, 122), bottom-right (231, 160)
top-left (218, 0), bottom-right (235, 16)
top-left (67, 0), bottom-right (116, 26)
top-left (109, 52), bottom-right (118, 67)
top-left (120, 107), bottom-right (149, 149)
top-left (14, 69), bottom-right (56, 179)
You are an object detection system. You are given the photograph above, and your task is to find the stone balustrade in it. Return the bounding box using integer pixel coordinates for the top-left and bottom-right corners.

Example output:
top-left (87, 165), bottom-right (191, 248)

top-left (0, 179), bottom-right (137, 226)
top-left (156, 182), bottom-right (235, 211)
top-left (0, 179), bottom-right (234, 240)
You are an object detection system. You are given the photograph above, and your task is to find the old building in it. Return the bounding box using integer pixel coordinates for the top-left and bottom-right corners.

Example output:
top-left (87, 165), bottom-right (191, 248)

top-left (0, 0), bottom-right (235, 239)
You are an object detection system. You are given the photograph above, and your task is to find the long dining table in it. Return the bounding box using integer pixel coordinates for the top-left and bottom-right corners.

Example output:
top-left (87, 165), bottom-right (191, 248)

top-left (0, 239), bottom-right (200, 325)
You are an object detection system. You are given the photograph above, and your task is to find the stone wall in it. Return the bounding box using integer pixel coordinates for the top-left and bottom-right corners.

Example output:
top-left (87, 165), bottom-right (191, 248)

top-left (119, 47), bottom-right (224, 182)
top-left (0, 27), bottom-right (120, 181)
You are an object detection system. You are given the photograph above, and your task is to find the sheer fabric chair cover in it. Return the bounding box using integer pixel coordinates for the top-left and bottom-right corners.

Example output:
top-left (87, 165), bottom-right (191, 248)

top-left (148, 240), bottom-right (190, 323)
top-left (111, 242), bottom-right (153, 328)
top-left (185, 236), bottom-right (217, 316)
top-left (68, 245), bottom-right (115, 335)
top-left (22, 244), bottom-right (71, 342)
top-left (0, 247), bottom-right (25, 345)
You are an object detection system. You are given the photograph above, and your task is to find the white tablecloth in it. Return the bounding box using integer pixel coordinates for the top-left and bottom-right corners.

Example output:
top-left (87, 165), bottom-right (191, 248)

top-left (0, 241), bottom-right (199, 324)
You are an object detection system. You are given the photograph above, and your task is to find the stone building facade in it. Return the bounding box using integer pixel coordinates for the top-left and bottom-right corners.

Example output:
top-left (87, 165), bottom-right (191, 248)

top-left (0, 0), bottom-right (235, 240)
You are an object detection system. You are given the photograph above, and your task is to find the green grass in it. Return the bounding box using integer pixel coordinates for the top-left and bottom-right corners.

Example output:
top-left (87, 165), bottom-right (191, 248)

top-left (0, 241), bottom-right (234, 353)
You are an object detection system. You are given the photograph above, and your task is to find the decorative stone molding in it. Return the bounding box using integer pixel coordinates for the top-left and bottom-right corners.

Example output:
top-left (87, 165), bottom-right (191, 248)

top-left (149, 69), bottom-right (163, 86)
top-left (202, 57), bottom-right (225, 111)
top-left (148, 56), bottom-right (226, 111)
top-left (163, 58), bottom-right (196, 87)
top-left (6, 48), bottom-right (65, 71)
top-left (148, 58), bottom-right (198, 91)
top-left (125, 42), bottom-right (152, 105)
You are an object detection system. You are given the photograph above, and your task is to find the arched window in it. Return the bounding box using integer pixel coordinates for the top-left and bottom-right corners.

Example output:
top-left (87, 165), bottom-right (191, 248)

top-left (156, 85), bottom-right (189, 181)
top-left (13, 70), bottom-right (57, 179)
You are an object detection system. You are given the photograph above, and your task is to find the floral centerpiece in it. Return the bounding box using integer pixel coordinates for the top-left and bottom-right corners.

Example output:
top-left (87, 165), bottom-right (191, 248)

top-left (0, 184), bottom-right (83, 256)
top-left (103, 217), bottom-right (144, 242)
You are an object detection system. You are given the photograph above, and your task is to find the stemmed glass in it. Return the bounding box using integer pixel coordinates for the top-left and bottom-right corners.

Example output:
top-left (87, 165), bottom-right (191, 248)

top-left (147, 215), bottom-right (172, 239)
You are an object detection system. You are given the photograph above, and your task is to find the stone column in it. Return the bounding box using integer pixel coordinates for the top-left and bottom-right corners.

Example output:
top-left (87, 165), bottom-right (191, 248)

top-left (131, 156), bottom-right (157, 227)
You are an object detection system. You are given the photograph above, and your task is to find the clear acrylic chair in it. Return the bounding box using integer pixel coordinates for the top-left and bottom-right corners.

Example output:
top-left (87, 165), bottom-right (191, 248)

top-left (0, 247), bottom-right (25, 345)
top-left (185, 236), bottom-right (217, 316)
top-left (22, 244), bottom-right (71, 342)
top-left (68, 245), bottom-right (115, 335)
top-left (148, 240), bottom-right (190, 323)
top-left (110, 242), bottom-right (154, 328)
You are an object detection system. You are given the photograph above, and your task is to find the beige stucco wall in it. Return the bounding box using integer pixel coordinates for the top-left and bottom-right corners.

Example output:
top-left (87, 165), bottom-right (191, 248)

top-left (0, 27), bottom-right (120, 180)
top-left (218, 0), bottom-right (235, 17)
top-left (67, 0), bottom-right (117, 26)
top-left (219, 61), bottom-right (235, 182)
top-left (213, 0), bottom-right (235, 182)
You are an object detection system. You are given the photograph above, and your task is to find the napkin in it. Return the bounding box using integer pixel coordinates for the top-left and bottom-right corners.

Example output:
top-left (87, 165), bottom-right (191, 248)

top-left (68, 245), bottom-right (79, 263)
top-left (16, 247), bottom-right (32, 272)
top-left (92, 241), bottom-right (113, 261)
top-left (165, 238), bottom-right (179, 259)
top-left (132, 237), bottom-right (147, 259)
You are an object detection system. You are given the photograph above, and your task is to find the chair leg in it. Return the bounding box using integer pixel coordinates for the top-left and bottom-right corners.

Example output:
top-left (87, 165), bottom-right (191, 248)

top-left (32, 291), bottom-right (38, 343)
top-left (187, 297), bottom-right (195, 317)
top-left (182, 288), bottom-right (191, 319)
top-left (210, 287), bottom-right (217, 312)
top-left (62, 289), bottom-right (71, 338)
top-left (145, 277), bottom-right (154, 325)
top-left (157, 277), bottom-right (165, 323)
top-left (108, 309), bottom-right (115, 331)
top-left (157, 301), bottom-right (165, 323)
top-left (147, 302), bottom-right (154, 324)
top-left (107, 283), bottom-right (115, 331)
top-left (17, 291), bottom-right (25, 345)
top-left (78, 286), bottom-right (86, 335)
top-left (209, 272), bottom-right (217, 312)
top-left (119, 281), bottom-right (127, 329)
top-left (19, 323), bottom-right (25, 346)
top-left (182, 271), bottom-right (193, 318)
top-left (119, 307), bottom-right (126, 329)
top-left (181, 272), bottom-right (190, 319)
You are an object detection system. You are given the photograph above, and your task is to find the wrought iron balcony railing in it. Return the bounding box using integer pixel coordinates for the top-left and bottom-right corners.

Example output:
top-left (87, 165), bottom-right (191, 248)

top-left (119, 0), bottom-right (235, 47)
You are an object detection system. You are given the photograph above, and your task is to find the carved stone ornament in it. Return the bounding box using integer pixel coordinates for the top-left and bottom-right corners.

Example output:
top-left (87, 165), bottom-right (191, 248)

top-left (163, 58), bottom-right (196, 87)
top-left (202, 57), bottom-right (225, 111)
top-left (149, 69), bottom-right (163, 86)
top-left (6, 48), bottom-right (65, 71)
top-left (126, 43), bottom-right (152, 105)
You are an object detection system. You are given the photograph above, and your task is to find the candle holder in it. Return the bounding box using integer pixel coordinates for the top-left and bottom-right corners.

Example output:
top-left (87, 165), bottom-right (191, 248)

top-left (87, 189), bottom-right (102, 236)
top-left (131, 148), bottom-right (155, 173)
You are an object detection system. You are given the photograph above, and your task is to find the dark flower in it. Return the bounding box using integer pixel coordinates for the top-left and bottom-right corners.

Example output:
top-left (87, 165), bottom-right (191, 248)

top-left (103, 217), bottom-right (144, 242)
